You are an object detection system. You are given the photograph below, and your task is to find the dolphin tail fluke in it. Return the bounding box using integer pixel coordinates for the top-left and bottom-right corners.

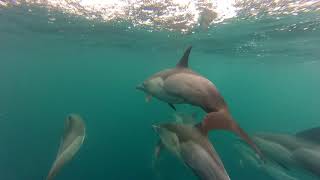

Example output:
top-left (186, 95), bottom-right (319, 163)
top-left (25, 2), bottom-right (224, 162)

top-left (198, 110), bottom-right (263, 159)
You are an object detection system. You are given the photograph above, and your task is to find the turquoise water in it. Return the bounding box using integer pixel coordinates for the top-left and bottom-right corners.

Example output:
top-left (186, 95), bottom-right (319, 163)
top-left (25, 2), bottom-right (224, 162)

top-left (1, 2), bottom-right (320, 180)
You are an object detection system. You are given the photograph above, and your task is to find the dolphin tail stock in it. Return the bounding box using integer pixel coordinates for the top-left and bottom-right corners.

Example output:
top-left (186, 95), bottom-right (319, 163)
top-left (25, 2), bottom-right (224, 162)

top-left (197, 110), bottom-right (263, 159)
top-left (46, 160), bottom-right (60, 180)
top-left (46, 170), bottom-right (55, 180)
top-left (46, 156), bottom-right (65, 180)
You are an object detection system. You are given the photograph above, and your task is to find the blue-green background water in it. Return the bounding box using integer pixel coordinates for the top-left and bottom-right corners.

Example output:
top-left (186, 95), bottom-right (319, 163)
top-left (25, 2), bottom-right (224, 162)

top-left (1, 3), bottom-right (320, 180)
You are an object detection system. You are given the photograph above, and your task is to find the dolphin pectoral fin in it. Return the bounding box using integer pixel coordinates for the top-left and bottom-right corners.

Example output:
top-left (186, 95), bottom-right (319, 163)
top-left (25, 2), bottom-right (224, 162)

top-left (168, 103), bottom-right (176, 111)
top-left (145, 94), bottom-right (152, 103)
top-left (176, 46), bottom-right (192, 68)
top-left (152, 140), bottom-right (164, 169)
top-left (295, 127), bottom-right (320, 143)
top-left (198, 111), bottom-right (263, 160)
top-left (154, 140), bottom-right (164, 160)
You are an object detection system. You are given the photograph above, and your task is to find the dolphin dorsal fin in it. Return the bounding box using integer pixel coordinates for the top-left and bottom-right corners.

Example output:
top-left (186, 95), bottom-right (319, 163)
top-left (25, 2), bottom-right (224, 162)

top-left (176, 46), bottom-right (192, 68)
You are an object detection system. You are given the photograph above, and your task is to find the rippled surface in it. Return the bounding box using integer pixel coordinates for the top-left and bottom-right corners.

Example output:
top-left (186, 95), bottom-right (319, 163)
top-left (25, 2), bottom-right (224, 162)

top-left (1, 0), bottom-right (320, 62)
top-left (0, 1), bottom-right (320, 180)
top-left (1, 0), bottom-right (320, 32)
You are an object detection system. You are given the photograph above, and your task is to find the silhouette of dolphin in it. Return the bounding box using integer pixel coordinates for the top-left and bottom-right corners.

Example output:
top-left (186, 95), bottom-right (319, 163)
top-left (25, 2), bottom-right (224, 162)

top-left (46, 114), bottom-right (86, 180)
top-left (137, 46), bottom-right (261, 156)
top-left (152, 113), bottom-right (230, 180)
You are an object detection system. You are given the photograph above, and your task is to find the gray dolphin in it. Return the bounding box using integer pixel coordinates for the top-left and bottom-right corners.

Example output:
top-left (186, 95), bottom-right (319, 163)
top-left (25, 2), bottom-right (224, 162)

top-left (236, 127), bottom-right (320, 179)
top-left (263, 127), bottom-right (320, 177)
top-left (153, 113), bottom-right (230, 180)
top-left (292, 148), bottom-right (320, 177)
top-left (137, 46), bottom-right (261, 156)
top-left (46, 114), bottom-right (86, 180)
top-left (235, 143), bottom-right (298, 180)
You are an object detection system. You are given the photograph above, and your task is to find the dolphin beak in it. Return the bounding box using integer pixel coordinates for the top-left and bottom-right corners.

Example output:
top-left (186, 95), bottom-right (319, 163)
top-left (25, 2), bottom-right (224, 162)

top-left (152, 125), bottom-right (160, 133)
top-left (136, 84), bottom-right (144, 91)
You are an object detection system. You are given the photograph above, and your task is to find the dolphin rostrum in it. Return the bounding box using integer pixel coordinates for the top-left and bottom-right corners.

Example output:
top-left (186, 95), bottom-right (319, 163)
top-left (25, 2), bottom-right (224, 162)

top-left (152, 113), bottom-right (230, 180)
top-left (137, 46), bottom-right (261, 156)
top-left (46, 114), bottom-right (86, 180)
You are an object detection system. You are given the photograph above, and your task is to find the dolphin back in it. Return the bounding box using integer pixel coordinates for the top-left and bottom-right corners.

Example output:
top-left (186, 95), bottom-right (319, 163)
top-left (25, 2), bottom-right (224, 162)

top-left (296, 127), bottom-right (320, 144)
top-left (179, 141), bottom-right (230, 180)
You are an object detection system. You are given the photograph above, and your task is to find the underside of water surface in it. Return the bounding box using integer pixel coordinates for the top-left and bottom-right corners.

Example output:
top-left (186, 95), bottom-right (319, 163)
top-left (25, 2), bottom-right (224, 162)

top-left (0, 0), bottom-right (320, 180)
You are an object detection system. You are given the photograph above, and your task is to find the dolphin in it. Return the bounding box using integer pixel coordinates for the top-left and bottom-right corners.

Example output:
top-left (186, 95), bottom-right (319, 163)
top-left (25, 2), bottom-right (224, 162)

top-left (292, 148), bottom-right (320, 177)
top-left (252, 136), bottom-right (298, 169)
top-left (46, 114), bottom-right (86, 180)
top-left (266, 127), bottom-right (320, 178)
top-left (152, 113), bottom-right (230, 180)
top-left (262, 163), bottom-right (298, 180)
top-left (236, 127), bottom-right (320, 179)
top-left (236, 142), bottom-right (298, 180)
top-left (137, 46), bottom-right (261, 156)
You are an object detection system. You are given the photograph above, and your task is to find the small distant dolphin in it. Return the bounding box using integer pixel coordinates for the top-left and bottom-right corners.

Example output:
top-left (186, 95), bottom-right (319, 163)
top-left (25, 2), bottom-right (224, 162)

top-left (236, 127), bottom-right (320, 179)
top-left (46, 114), bottom-right (86, 180)
top-left (236, 143), bottom-right (298, 180)
top-left (257, 128), bottom-right (320, 177)
top-left (137, 46), bottom-right (261, 156)
top-left (152, 113), bottom-right (230, 180)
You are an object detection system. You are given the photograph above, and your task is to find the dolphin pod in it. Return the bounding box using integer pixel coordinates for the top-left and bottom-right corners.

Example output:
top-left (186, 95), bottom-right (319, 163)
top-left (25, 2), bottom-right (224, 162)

top-left (46, 114), bottom-right (86, 180)
top-left (137, 46), bottom-right (261, 157)
top-left (153, 113), bottom-right (230, 180)
top-left (235, 127), bottom-right (320, 179)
